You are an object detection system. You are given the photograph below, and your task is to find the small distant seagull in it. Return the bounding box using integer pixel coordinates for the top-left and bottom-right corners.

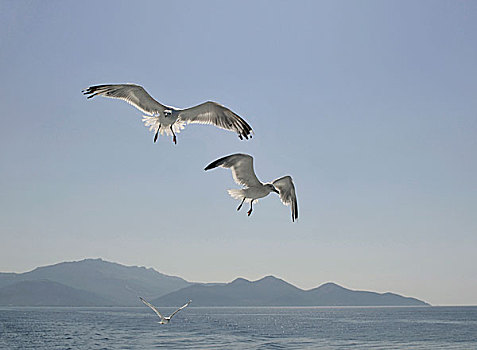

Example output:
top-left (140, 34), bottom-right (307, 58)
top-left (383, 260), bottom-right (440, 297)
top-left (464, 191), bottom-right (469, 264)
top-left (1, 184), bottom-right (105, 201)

top-left (139, 297), bottom-right (191, 324)
top-left (82, 84), bottom-right (253, 144)
top-left (204, 153), bottom-right (298, 222)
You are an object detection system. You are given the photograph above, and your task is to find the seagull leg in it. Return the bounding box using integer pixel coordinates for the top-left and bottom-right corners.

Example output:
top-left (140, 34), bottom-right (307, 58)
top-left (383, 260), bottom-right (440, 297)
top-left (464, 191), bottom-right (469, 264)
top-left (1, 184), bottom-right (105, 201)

top-left (154, 124), bottom-right (161, 143)
top-left (237, 197), bottom-right (246, 211)
top-left (170, 125), bottom-right (177, 144)
top-left (247, 200), bottom-right (253, 216)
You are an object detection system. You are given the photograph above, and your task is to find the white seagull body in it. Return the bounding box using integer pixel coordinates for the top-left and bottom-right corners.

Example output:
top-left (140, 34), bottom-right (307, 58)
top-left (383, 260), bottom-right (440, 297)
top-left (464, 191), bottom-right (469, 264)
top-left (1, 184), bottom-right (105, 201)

top-left (204, 154), bottom-right (298, 222)
top-left (82, 84), bottom-right (253, 144)
top-left (139, 297), bottom-right (191, 324)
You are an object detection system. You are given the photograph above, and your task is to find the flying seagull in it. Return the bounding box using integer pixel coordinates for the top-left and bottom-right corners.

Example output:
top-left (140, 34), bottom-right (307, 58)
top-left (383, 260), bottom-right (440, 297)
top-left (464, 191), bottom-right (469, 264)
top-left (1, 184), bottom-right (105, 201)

top-left (82, 84), bottom-right (253, 144)
top-left (204, 153), bottom-right (298, 222)
top-left (139, 297), bottom-right (191, 324)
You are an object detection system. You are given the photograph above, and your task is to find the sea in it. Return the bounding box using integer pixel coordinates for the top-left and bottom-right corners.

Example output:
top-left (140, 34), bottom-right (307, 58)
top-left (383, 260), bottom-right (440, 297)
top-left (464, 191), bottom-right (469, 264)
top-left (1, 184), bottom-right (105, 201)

top-left (1, 306), bottom-right (476, 349)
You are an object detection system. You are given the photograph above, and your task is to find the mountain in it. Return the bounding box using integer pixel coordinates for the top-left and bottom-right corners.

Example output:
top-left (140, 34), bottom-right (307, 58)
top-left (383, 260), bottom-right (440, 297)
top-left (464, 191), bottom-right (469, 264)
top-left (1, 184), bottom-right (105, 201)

top-left (153, 276), bottom-right (429, 307)
top-left (0, 258), bottom-right (191, 306)
top-left (0, 280), bottom-right (112, 306)
top-left (153, 276), bottom-right (304, 306)
top-left (0, 260), bottom-right (429, 307)
top-left (304, 282), bottom-right (428, 306)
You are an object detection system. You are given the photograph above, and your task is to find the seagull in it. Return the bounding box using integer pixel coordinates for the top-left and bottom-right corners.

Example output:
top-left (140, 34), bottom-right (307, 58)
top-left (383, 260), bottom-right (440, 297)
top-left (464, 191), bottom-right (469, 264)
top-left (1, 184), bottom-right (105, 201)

top-left (204, 153), bottom-right (298, 222)
top-left (139, 297), bottom-right (191, 324)
top-left (82, 84), bottom-right (253, 144)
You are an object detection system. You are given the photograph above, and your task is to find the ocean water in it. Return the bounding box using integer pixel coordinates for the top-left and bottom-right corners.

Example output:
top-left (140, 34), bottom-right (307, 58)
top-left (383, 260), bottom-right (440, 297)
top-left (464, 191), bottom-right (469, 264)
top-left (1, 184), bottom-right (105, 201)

top-left (1, 306), bottom-right (476, 349)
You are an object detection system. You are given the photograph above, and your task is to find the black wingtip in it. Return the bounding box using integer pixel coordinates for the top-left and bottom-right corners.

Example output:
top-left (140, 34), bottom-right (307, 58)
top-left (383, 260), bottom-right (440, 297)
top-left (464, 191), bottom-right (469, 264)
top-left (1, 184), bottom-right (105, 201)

top-left (204, 154), bottom-right (232, 171)
top-left (204, 159), bottom-right (220, 171)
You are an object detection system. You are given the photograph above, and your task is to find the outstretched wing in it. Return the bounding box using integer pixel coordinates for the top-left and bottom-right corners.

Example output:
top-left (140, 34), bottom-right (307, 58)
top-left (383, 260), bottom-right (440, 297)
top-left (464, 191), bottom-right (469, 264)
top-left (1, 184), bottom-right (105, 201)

top-left (178, 101), bottom-right (253, 140)
top-left (272, 176), bottom-right (298, 222)
top-left (139, 297), bottom-right (163, 318)
top-left (82, 84), bottom-right (168, 116)
top-left (168, 300), bottom-right (192, 319)
top-left (204, 153), bottom-right (262, 188)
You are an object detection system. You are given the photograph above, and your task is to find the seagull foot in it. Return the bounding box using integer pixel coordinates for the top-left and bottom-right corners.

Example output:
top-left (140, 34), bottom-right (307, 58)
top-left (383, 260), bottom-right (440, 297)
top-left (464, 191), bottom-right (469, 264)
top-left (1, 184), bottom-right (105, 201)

top-left (172, 135), bottom-right (177, 144)
top-left (247, 209), bottom-right (252, 216)
top-left (237, 197), bottom-right (245, 211)
top-left (154, 124), bottom-right (161, 143)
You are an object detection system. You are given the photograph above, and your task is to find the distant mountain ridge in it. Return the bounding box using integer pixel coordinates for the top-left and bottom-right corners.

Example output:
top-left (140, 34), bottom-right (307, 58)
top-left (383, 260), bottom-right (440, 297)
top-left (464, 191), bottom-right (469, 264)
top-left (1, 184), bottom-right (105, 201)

top-left (0, 259), bottom-right (429, 306)
top-left (0, 280), bottom-right (113, 306)
top-left (153, 276), bottom-right (429, 307)
top-left (0, 258), bottom-right (191, 306)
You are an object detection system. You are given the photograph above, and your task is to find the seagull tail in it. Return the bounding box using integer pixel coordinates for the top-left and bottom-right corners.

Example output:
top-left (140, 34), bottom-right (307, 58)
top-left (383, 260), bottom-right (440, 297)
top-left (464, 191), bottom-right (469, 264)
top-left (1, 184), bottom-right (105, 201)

top-left (142, 116), bottom-right (186, 137)
top-left (142, 115), bottom-right (161, 134)
top-left (228, 189), bottom-right (245, 201)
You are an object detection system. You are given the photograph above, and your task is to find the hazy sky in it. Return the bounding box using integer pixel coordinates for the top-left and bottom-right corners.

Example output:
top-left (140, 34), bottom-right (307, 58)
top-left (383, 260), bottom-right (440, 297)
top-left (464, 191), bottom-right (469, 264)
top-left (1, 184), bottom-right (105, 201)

top-left (1, 1), bottom-right (476, 305)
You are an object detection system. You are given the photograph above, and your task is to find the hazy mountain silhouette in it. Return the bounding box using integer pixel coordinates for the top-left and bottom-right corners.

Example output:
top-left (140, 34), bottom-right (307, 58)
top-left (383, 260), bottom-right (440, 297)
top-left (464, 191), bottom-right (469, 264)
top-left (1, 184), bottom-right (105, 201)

top-left (0, 260), bottom-right (429, 306)
top-left (0, 258), bottom-right (191, 306)
top-left (0, 280), bottom-right (112, 306)
top-left (304, 282), bottom-right (427, 306)
top-left (153, 276), bottom-right (429, 306)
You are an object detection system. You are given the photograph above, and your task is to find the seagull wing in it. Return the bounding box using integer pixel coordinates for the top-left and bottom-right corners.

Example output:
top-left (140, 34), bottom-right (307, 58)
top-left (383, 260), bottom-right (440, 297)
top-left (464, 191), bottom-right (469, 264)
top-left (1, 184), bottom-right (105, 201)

top-left (272, 176), bottom-right (298, 222)
top-left (139, 297), bottom-right (163, 319)
top-left (168, 300), bottom-right (192, 319)
top-left (178, 101), bottom-right (253, 140)
top-left (82, 84), bottom-right (167, 116)
top-left (204, 153), bottom-right (262, 188)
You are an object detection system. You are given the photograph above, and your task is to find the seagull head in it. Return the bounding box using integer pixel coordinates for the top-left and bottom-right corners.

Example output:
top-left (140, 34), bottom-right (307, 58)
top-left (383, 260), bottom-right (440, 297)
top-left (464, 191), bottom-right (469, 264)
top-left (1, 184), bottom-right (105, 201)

top-left (266, 184), bottom-right (279, 194)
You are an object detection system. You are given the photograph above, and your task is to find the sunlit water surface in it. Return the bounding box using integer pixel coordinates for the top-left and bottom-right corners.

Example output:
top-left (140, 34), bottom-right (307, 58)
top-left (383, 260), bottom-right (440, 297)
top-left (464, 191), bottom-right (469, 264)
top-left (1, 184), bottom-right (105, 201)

top-left (1, 306), bottom-right (476, 349)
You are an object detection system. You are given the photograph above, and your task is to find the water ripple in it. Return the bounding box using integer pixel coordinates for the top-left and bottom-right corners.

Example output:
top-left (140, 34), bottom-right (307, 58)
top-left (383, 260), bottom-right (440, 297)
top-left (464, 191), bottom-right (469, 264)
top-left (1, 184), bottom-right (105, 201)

top-left (0, 306), bottom-right (476, 349)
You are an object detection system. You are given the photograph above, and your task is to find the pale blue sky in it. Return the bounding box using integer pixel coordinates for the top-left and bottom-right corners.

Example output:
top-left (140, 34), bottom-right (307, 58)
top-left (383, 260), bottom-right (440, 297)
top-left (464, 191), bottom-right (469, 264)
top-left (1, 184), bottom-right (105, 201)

top-left (1, 0), bottom-right (476, 305)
